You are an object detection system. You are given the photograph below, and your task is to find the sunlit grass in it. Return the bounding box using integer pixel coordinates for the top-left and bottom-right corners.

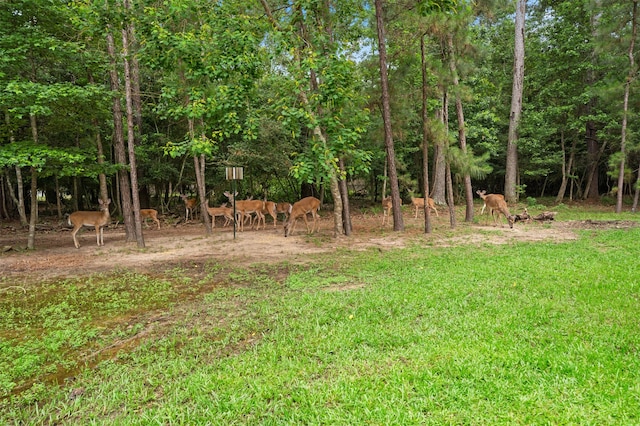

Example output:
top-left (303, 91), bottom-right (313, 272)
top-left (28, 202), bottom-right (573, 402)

top-left (1, 225), bottom-right (640, 424)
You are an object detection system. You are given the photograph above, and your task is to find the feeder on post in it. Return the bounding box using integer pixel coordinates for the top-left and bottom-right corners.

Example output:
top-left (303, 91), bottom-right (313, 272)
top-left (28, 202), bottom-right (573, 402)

top-left (225, 167), bottom-right (244, 239)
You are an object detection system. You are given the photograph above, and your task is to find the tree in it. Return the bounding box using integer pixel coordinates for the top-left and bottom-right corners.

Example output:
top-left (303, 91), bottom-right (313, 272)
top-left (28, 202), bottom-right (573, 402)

top-left (375, 0), bottom-right (404, 232)
top-left (615, 0), bottom-right (638, 213)
top-left (504, 0), bottom-right (526, 204)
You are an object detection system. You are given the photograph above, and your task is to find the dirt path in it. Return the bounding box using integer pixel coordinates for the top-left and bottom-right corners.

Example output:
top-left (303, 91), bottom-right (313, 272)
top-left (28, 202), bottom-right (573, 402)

top-left (0, 211), bottom-right (598, 284)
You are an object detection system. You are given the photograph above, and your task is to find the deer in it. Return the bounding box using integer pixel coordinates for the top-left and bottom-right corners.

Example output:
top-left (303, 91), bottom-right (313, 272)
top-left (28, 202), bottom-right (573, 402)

top-left (409, 192), bottom-right (438, 218)
top-left (223, 191), bottom-right (266, 231)
top-left (261, 201), bottom-right (278, 228)
top-left (68, 198), bottom-right (111, 249)
top-left (381, 196), bottom-right (403, 226)
top-left (475, 190), bottom-right (515, 228)
top-left (140, 209), bottom-right (161, 230)
top-left (180, 194), bottom-right (197, 221)
top-left (284, 196), bottom-right (321, 237)
top-left (276, 202), bottom-right (292, 225)
top-left (206, 203), bottom-right (234, 228)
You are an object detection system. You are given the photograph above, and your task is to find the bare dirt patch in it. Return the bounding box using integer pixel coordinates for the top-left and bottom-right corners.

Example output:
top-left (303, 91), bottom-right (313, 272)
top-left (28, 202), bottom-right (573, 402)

top-left (1, 212), bottom-right (638, 284)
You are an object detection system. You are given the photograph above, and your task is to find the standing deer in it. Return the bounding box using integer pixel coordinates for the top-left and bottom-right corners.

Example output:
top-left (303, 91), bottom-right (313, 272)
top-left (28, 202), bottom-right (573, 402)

top-left (68, 198), bottom-right (111, 249)
top-left (140, 209), bottom-right (161, 230)
top-left (262, 201), bottom-right (278, 228)
top-left (381, 196), bottom-right (402, 226)
top-left (409, 193), bottom-right (438, 218)
top-left (476, 190), bottom-right (515, 228)
top-left (284, 196), bottom-right (321, 237)
top-left (223, 191), bottom-right (266, 231)
top-left (180, 194), bottom-right (197, 221)
top-left (206, 203), bottom-right (234, 228)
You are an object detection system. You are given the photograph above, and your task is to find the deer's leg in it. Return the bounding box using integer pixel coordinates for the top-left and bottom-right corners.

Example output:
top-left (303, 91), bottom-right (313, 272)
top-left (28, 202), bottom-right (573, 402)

top-left (72, 226), bottom-right (81, 249)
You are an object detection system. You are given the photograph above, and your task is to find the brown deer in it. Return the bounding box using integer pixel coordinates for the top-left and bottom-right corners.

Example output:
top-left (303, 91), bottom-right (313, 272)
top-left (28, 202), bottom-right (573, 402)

top-left (262, 201), bottom-right (278, 228)
top-left (180, 194), bottom-right (197, 221)
top-left (276, 202), bottom-right (292, 225)
top-left (223, 192), bottom-right (266, 231)
top-left (381, 196), bottom-right (402, 226)
top-left (206, 203), bottom-right (234, 228)
top-left (284, 197), bottom-right (321, 237)
top-left (476, 190), bottom-right (515, 228)
top-left (409, 193), bottom-right (438, 218)
top-left (140, 209), bottom-right (161, 230)
top-left (68, 198), bottom-right (111, 249)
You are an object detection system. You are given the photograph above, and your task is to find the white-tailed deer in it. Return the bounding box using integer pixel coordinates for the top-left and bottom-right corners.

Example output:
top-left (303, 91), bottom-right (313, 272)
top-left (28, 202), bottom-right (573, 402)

top-left (276, 202), bottom-right (292, 225)
top-left (410, 194), bottom-right (438, 218)
top-left (206, 203), bottom-right (234, 228)
top-left (223, 191), bottom-right (266, 231)
top-left (68, 198), bottom-right (111, 249)
top-left (476, 190), bottom-right (505, 216)
top-left (475, 190), bottom-right (515, 228)
top-left (140, 209), bottom-right (161, 230)
top-left (262, 201), bottom-right (278, 228)
top-left (284, 196), bottom-right (321, 237)
top-left (180, 194), bottom-right (197, 221)
top-left (381, 196), bottom-right (403, 226)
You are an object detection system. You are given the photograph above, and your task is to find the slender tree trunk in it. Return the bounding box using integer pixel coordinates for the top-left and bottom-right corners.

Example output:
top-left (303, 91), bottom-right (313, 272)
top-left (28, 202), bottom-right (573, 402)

top-left (584, 4), bottom-right (602, 200)
top-left (14, 166), bottom-right (27, 226)
top-left (447, 34), bottom-right (473, 222)
top-left (421, 34), bottom-right (432, 233)
top-left (54, 175), bottom-right (62, 219)
top-left (339, 158), bottom-right (352, 236)
top-left (616, 0), bottom-right (638, 213)
top-left (106, 28), bottom-right (135, 241)
top-left (375, 0), bottom-right (403, 231)
top-left (556, 130), bottom-right (577, 204)
top-left (446, 161), bottom-right (456, 229)
top-left (27, 114), bottom-right (39, 249)
top-left (0, 175), bottom-right (7, 220)
top-left (505, 0), bottom-right (526, 204)
top-left (122, 19), bottom-right (145, 247)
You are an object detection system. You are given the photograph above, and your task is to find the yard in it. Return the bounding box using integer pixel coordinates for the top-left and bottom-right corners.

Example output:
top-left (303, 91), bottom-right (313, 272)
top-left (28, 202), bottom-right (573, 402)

top-left (1, 201), bottom-right (639, 424)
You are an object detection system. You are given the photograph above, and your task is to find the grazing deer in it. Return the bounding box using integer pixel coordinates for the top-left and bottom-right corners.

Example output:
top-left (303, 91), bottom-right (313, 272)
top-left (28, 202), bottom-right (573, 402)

top-left (68, 198), bottom-right (111, 249)
top-left (409, 193), bottom-right (438, 218)
top-left (140, 209), bottom-right (161, 230)
top-left (381, 196), bottom-right (403, 226)
top-left (284, 196), bottom-right (321, 237)
top-left (475, 190), bottom-right (515, 228)
top-left (276, 202), bottom-right (292, 225)
top-left (206, 203), bottom-right (234, 228)
top-left (223, 191), bottom-right (266, 231)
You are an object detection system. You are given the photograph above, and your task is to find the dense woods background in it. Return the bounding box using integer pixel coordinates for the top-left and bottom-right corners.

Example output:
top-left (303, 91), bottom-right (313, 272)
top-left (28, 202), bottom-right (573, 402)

top-left (1, 0), bottom-right (639, 247)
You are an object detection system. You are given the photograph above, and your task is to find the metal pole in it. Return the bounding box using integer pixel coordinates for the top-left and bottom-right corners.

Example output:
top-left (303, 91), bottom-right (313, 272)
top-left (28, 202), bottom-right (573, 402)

top-left (232, 179), bottom-right (237, 240)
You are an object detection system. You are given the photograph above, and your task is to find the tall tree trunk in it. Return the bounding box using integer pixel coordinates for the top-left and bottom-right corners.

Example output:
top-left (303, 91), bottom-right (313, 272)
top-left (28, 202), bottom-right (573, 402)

top-left (616, 0), bottom-right (638, 213)
top-left (447, 34), bottom-right (473, 222)
top-left (421, 34), bottom-right (432, 233)
top-left (14, 168), bottom-right (27, 226)
top-left (1, 175), bottom-right (8, 220)
top-left (339, 158), bottom-right (352, 236)
top-left (505, 0), bottom-right (526, 204)
top-left (27, 114), bottom-right (39, 249)
top-left (106, 28), bottom-right (135, 241)
top-left (375, 0), bottom-right (404, 231)
top-left (54, 175), bottom-right (62, 219)
top-left (88, 72), bottom-right (109, 204)
top-left (556, 130), bottom-right (577, 204)
top-left (122, 18), bottom-right (145, 247)
top-left (584, 3), bottom-right (602, 200)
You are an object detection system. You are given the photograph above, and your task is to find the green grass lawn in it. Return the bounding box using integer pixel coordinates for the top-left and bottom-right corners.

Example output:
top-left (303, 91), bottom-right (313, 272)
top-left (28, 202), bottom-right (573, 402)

top-left (2, 224), bottom-right (640, 424)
